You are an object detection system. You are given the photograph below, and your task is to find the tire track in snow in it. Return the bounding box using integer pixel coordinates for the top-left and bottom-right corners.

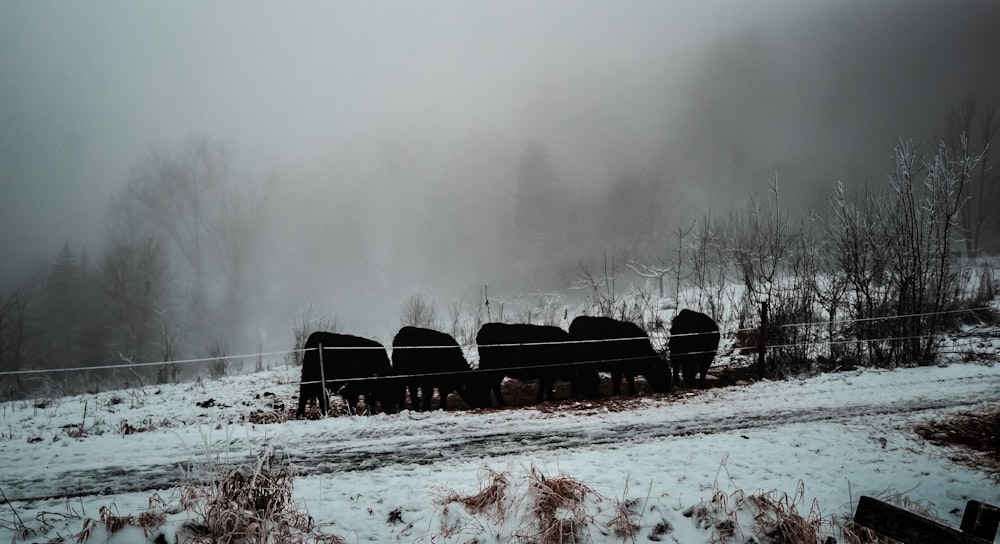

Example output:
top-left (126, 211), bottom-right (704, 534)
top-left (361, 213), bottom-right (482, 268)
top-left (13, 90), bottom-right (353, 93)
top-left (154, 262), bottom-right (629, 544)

top-left (289, 393), bottom-right (995, 476)
top-left (13, 368), bottom-right (1000, 502)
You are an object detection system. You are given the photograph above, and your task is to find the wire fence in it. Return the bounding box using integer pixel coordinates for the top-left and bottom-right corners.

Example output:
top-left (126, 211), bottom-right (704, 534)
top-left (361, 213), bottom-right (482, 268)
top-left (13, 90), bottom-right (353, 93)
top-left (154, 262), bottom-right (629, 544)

top-left (0, 307), bottom-right (994, 384)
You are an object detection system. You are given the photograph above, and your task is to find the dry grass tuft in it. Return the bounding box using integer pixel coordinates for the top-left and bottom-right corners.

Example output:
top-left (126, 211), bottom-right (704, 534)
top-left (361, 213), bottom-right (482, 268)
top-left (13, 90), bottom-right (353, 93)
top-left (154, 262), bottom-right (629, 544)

top-left (74, 505), bottom-right (166, 543)
top-left (445, 467), bottom-right (509, 521)
top-left (522, 466), bottom-right (594, 544)
top-left (915, 403), bottom-right (1000, 479)
top-left (683, 488), bottom-right (737, 539)
top-left (436, 462), bottom-right (932, 543)
top-left (686, 458), bottom-right (835, 544)
top-left (607, 496), bottom-right (641, 540)
top-left (119, 417), bottom-right (157, 435)
top-left (872, 489), bottom-right (938, 521)
top-left (839, 488), bottom-right (937, 544)
top-left (247, 408), bottom-right (293, 424)
top-left (436, 465), bottom-right (613, 543)
top-left (434, 466), bottom-right (511, 540)
top-left (841, 523), bottom-right (906, 544)
top-left (684, 468), bottom-right (950, 544)
top-left (178, 451), bottom-right (343, 544)
top-left (747, 482), bottom-right (828, 544)
top-left (686, 485), bottom-right (831, 543)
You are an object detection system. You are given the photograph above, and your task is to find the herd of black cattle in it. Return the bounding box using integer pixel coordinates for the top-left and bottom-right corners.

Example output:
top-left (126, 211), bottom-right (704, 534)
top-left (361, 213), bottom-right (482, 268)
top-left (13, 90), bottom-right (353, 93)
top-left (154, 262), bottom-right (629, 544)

top-left (296, 309), bottom-right (721, 417)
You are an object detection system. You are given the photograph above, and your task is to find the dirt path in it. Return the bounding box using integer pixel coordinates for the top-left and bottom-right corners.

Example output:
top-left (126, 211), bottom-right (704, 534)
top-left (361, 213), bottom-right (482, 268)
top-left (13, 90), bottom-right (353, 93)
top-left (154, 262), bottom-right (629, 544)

top-left (288, 390), bottom-right (997, 476)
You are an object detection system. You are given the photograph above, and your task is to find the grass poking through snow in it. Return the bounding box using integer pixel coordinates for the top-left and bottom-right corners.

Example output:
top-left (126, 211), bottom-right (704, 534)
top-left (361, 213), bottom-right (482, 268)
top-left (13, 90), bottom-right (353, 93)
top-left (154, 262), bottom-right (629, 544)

top-left (68, 450), bottom-right (344, 544)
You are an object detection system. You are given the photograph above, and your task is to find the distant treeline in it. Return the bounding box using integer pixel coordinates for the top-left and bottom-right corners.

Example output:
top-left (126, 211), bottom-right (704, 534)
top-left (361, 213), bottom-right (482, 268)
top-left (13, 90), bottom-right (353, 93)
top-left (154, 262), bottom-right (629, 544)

top-left (1, 98), bottom-right (998, 397)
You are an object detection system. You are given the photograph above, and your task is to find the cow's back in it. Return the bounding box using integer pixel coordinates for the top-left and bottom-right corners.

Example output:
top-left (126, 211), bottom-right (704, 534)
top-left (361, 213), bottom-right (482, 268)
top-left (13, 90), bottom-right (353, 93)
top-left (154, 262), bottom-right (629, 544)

top-left (669, 309), bottom-right (720, 355)
top-left (392, 326), bottom-right (468, 374)
top-left (477, 323), bottom-right (572, 373)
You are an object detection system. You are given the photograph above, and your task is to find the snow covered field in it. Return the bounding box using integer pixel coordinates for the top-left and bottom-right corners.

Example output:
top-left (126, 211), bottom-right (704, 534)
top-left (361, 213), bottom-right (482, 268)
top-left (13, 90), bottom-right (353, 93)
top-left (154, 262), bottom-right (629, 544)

top-left (2, 353), bottom-right (999, 543)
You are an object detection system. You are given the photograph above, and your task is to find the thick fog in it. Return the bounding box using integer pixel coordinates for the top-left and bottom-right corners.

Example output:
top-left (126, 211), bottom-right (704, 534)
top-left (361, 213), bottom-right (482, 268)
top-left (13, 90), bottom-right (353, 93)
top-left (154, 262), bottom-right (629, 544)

top-left (2, 1), bottom-right (998, 348)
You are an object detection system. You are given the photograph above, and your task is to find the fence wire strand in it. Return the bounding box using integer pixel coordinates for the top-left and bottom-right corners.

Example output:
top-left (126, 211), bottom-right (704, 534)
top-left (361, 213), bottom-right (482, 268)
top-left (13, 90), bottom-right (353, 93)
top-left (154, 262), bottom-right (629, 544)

top-left (0, 307), bottom-right (993, 380)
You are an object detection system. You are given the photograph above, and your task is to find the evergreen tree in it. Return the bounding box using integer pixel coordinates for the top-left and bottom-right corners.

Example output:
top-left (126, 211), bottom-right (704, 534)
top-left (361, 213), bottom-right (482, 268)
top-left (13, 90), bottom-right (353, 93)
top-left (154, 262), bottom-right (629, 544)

top-left (43, 243), bottom-right (87, 368)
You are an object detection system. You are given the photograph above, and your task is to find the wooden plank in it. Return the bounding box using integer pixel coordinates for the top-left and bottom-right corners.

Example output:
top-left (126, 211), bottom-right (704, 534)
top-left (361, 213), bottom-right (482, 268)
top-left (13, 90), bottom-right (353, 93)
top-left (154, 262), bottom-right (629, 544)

top-left (853, 496), bottom-right (991, 544)
top-left (961, 500), bottom-right (1000, 540)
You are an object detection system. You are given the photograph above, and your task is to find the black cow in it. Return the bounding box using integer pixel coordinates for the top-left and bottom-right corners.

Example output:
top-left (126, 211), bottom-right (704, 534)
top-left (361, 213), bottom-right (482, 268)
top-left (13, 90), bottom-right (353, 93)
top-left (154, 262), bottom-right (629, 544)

top-left (391, 326), bottom-right (476, 410)
top-left (296, 331), bottom-right (403, 417)
top-left (568, 316), bottom-right (670, 396)
top-left (668, 309), bottom-right (721, 388)
top-left (475, 323), bottom-right (583, 406)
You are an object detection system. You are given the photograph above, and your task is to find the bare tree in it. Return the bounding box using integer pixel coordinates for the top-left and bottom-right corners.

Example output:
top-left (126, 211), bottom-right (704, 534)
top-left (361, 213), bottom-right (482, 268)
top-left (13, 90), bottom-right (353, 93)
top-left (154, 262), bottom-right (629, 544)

top-left (625, 261), bottom-right (671, 300)
top-left (125, 139), bottom-right (212, 287)
top-left (0, 289), bottom-right (29, 394)
top-left (156, 324), bottom-right (180, 384)
top-left (447, 298), bottom-right (464, 340)
top-left (96, 234), bottom-right (170, 365)
top-left (809, 205), bottom-right (851, 360)
top-left (290, 304), bottom-right (337, 366)
top-left (516, 292), bottom-right (564, 326)
top-left (572, 252), bottom-right (620, 317)
top-left (727, 177), bottom-right (801, 379)
top-left (820, 182), bottom-right (896, 364)
top-left (942, 96), bottom-right (999, 258)
top-left (820, 140), bottom-right (974, 367)
top-left (882, 140), bottom-right (971, 364)
top-left (207, 339), bottom-right (229, 379)
top-left (776, 223), bottom-right (821, 368)
top-left (626, 222), bottom-right (693, 302)
top-left (120, 136), bottom-right (271, 350)
top-left (689, 210), bottom-right (731, 323)
top-left (470, 286), bottom-right (487, 342)
top-left (400, 293), bottom-right (438, 329)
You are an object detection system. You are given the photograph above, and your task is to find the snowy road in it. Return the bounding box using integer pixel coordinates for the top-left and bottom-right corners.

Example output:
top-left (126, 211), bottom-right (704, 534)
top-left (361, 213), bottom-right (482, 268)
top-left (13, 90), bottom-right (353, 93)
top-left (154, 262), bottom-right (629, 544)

top-left (7, 362), bottom-right (999, 504)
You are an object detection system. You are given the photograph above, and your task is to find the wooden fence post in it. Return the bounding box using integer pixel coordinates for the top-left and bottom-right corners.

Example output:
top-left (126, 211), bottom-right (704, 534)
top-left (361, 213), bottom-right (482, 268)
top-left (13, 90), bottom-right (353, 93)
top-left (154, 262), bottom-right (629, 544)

top-left (318, 343), bottom-right (328, 415)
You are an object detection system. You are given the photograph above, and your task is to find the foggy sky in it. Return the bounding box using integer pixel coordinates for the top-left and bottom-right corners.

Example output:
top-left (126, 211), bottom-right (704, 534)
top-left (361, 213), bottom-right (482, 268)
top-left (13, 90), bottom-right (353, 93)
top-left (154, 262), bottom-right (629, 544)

top-left (2, 1), bottom-right (998, 343)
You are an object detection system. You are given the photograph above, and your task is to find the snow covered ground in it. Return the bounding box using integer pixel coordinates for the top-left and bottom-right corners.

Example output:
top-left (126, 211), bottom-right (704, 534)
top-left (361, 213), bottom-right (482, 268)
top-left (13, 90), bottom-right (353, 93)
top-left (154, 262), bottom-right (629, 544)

top-left (2, 356), bottom-right (999, 543)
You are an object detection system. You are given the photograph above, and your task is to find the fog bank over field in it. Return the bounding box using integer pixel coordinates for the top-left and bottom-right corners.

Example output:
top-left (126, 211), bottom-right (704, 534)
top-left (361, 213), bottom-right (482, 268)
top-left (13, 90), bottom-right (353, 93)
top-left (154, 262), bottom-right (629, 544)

top-left (1, 1), bottom-right (998, 347)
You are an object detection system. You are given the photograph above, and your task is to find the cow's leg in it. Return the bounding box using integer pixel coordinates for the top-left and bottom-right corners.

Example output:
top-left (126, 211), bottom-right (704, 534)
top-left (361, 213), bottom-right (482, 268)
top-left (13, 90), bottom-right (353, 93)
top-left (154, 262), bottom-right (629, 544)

top-left (537, 377), bottom-right (556, 402)
top-left (572, 371), bottom-right (600, 399)
top-left (610, 371), bottom-right (623, 396)
top-left (421, 384), bottom-right (434, 410)
top-left (344, 392), bottom-right (360, 414)
top-left (625, 374), bottom-right (637, 396)
top-left (296, 385), bottom-right (310, 417)
top-left (682, 361), bottom-right (697, 387)
top-left (319, 385), bottom-right (330, 416)
top-left (491, 378), bottom-right (505, 407)
top-left (408, 384), bottom-right (421, 411)
top-left (698, 360), bottom-right (710, 388)
top-left (458, 374), bottom-right (488, 408)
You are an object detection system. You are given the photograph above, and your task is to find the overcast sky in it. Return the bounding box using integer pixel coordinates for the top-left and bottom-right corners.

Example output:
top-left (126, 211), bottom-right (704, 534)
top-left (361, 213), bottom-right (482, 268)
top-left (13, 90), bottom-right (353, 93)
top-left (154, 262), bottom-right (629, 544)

top-left (2, 0), bottom-right (998, 340)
